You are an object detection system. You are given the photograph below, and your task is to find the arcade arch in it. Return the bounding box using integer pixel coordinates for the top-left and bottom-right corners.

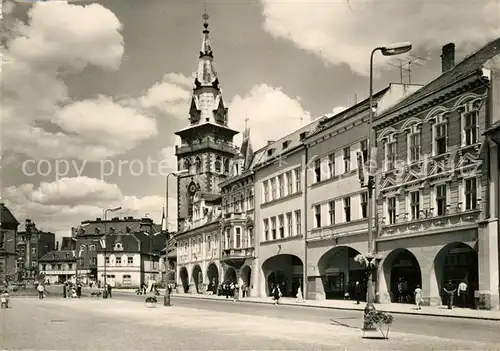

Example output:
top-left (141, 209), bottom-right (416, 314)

top-left (192, 265), bottom-right (203, 294)
top-left (262, 254), bottom-right (303, 297)
top-left (179, 267), bottom-right (189, 293)
top-left (317, 246), bottom-right (364, 300)
top-left (224, 266), bottom-right (237, 283)
top-left (434, 242), bottom-right (478, 307)
top-left (382, 248), bottom-right (422, 303)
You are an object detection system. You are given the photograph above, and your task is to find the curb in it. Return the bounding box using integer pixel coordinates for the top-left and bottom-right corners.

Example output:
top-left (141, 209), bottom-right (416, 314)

top-left (171, 294), bottom-right (500, 321)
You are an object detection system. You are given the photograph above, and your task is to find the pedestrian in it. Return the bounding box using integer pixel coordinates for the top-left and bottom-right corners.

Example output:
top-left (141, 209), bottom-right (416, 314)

top-left (296, 283), bottom-right (304, 303)
top-left (272, 283), bottom-right (282, 305)
top-left (458, 281), bottom-right (468, 307)
top-left (232, 283), bottom-right (238, 303)
top-left (76, 283), bottom-right (82, 298)
top-left (414, 285), bottom-right (423, 310)
top-left (107, 284), bottom-right (112, 298)
top-left (63, 282), bottom-right (67, 299)
top-left (37, 283), bottom-right (45, 299)
top-left (354, 281), bottom-right (362, 304)
top-left (443, 280), bottom-right (456, 309)
top-left (225, 282), bottom-right (230, 299)
top-left (397, 279), bottom-right (405, 303)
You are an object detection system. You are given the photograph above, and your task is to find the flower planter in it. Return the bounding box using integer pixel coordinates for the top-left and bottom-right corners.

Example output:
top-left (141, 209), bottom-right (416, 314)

top-left (362, 310), bottom-right (393, 339)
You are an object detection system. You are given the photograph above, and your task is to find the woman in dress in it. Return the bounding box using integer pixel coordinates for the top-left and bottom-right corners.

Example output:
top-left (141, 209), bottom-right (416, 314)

top-left (296, 283), bottom-right (303, 303)
top-left (414, 285), bottom-right (423, 310)
top-left (272, 283), bottom-right (282, 305)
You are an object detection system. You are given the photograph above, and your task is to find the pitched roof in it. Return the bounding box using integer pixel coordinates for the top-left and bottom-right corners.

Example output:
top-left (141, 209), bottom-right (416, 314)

top-left (379, 38), bottom-right (500, 118)
top-left (306, 86), bottom-right (391, 137)
top-left (39, 250), bottom-right (76, 262)
top-left (485, 120), bottom-right (500, 134)
top-left (251, 117), bottom-right (326, 169)
top-left (100, 232), bottom-right (167, 255)
top-left (0, 203), bottom-right (19, 226)
top-left (75, 219), bottom-right (161, 237)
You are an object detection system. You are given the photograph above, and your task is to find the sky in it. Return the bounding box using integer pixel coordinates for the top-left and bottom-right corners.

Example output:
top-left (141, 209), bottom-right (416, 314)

top-left (1, 0), bottom-right (499, 243)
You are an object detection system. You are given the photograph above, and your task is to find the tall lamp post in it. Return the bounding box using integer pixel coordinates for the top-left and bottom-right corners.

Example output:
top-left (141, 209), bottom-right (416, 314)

top-left (164, 169), bottom-right (188, 306)
top-left (101, 206), bottom-right (122, 298)
top-left (363, 42), bottom-right (412, 328)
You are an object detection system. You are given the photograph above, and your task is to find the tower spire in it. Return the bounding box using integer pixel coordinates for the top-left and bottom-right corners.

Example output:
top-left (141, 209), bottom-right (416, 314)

top-left (200, 8), bottom-right (212, 58)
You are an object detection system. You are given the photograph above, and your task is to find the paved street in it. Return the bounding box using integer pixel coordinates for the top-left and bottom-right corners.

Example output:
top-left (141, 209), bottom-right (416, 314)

top-left (2, 294), bottom-right (499, 350)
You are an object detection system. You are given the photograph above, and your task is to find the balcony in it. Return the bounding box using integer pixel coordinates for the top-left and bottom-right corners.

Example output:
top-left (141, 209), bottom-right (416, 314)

top-left (223, 211), bottom-right (245, 220)
top-left (379, 209), bottom-right (481, 238)
top-left (175, 139), bottom-right (239, 156)
top-left (220, 247), bottom-right (254, 268)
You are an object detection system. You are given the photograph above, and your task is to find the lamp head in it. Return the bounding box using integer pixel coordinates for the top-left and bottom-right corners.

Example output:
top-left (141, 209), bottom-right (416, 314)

top-left (110, 206), bottom-right (122, 211)
top-left (173, 170), bottom-right (188, 177)
top-left (381, 42), bottom-right (412, 56)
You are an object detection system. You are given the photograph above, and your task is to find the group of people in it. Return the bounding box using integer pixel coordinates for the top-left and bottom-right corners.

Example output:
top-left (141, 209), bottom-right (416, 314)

top-left (62, 281), bottom-right (82, 299)
top-left (396, 278), bottom-right (470, 310)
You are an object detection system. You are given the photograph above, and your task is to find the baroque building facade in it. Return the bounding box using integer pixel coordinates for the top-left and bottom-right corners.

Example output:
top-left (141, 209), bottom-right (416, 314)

top-left (0, 203), bottom-right (19, 282)
top-left (219, 128), bottom-right (256, 295)
top-left (373, 41), bottom-right (500, 310)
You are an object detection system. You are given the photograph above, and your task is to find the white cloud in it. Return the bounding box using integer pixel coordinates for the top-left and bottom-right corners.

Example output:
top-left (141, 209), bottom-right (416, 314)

top-left (260, 0), bottom-right (500, 75)
top-left (229, 84), bottom-right (311, 149)
top-left (2, 1), bottom-right (159, 161)
top-left (137, 73), bottom-right (193, 118)
top-left (160, 146), bottom-right (178, 171)
top-left (3, 176), bottom-right (178, 242)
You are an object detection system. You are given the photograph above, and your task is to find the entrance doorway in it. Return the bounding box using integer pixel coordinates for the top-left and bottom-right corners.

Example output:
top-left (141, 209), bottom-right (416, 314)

top-left (383, 248), bottom-right (422, 304)
top-left (434, 242), bottom-right (478, 308)
top-left (179, 267), bottom-right (189, 293)
top-left (192, 265), bottom-right (203, 294)
top-left (262, 254), bottom-right (303, 297)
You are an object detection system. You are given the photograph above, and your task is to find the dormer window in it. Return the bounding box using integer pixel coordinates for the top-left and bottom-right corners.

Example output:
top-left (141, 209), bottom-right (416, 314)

top-left (282, 140), bottom-right (290, 149)
top-left (114, 242), bottom-right (123, 251)
top-left (267, 148), bottom-right (274, 157)
top-left (299, 132), bottom-right (307, 140)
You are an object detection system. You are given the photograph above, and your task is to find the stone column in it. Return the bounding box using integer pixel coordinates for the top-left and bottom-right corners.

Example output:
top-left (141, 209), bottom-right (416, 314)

top-left (376, 263), bottom-right (390, 303)
top-left (421, 263), bottom-right (441, 306)
top-left (477, 141), bottom-right (499, 310)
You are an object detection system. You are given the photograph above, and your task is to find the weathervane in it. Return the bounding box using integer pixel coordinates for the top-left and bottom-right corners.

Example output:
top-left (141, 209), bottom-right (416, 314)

top-left (203, 2), bottom-right (209, 23)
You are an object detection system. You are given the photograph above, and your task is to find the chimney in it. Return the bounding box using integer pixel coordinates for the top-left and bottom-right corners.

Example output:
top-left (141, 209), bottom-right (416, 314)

top-left (441, 43), bottom-right (455, 73)
top-left (55, 241), bottom-right (59, 251)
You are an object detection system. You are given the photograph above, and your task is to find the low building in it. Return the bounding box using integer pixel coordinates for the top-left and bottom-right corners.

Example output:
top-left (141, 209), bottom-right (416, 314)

top-left (96, 231), bottom-right (167, 288)
top-left (38, 250), bottom-right (76, 284)
top-left (73, 216), bottom-right (160, 283)
top-left (17, 219), bottom-right (55, 279)
top-left (175, 193), bottom-right (222, 294)
top-left (373, 40), bottom-right (500, 310)
top-left (219, 127), bottom-right (256, 295)
top-left (0, 203), bottom-right (19, 282)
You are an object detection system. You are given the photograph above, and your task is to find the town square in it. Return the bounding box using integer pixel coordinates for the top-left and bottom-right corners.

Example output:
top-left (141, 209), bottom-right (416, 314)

top-left (1, 0), bottom-right (500, 349)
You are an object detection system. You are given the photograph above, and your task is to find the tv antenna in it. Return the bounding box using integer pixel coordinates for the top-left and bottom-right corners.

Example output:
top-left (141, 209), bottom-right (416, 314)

top-left (387, 55), bottom-right (427, 84)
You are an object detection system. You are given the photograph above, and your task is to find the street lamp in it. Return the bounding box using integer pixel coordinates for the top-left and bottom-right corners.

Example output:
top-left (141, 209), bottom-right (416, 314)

top-left (364, 41), bottom-right (412, 328)
top-left (164, 169), bottom-right (188, 306)
top-left (101, 206), bottom-right (122, 298)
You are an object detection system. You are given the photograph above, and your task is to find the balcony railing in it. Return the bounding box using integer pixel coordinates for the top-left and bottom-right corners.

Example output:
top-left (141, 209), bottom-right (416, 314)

top-left (221, 247), bottom-right (255, 262)
top-left (176, 139), bottom-right (239, 155)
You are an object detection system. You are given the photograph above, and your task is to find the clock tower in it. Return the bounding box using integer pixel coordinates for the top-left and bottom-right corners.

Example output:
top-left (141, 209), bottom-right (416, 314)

top-left (175, 12), bottom-right (239, 231)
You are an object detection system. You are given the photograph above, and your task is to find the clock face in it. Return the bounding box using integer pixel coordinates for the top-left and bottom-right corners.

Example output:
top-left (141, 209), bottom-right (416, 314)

top-left (188, 183), bottom-right (197, 195)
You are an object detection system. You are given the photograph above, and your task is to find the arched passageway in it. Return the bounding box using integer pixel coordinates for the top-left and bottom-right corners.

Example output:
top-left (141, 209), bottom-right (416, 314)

top-left (206, 263), bottom-right (219, 294)
top-left (317, 246), bottom-right (364, 300)
top-left (179, 267), bottom-right (189, 293)
top-left (241, 265), bottom-right (252, 297)
top-left (262, 254), bottom-right (303, 297)
top-left (224, 266), bottom-right (237, 283)
top-left (383, 248), bottom-right (422, 303)
top-left (192, 265), bottom-right (203, 294)
top-left (434, 242), bottom-right (478, 307)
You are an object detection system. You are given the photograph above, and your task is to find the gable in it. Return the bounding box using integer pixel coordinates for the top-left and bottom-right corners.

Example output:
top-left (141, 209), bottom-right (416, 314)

top-left (455, 153), bottom-right (482, 171)
top-left (380, 175), bottom-right (398, 189)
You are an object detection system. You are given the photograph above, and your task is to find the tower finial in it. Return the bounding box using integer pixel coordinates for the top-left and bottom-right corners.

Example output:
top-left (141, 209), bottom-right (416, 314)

top-left (244, 114), bottom-right (249, 131)
top-left (203, 3), bottom-right (209, 28)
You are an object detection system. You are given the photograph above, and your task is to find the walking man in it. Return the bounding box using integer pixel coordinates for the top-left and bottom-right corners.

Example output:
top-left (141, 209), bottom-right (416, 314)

top-left (443, 280), bottom-right (456, 309)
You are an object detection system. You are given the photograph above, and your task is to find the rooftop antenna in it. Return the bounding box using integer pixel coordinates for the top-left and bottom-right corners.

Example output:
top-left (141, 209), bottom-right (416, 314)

top-left (387, 55), bottom-right (427, 84)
